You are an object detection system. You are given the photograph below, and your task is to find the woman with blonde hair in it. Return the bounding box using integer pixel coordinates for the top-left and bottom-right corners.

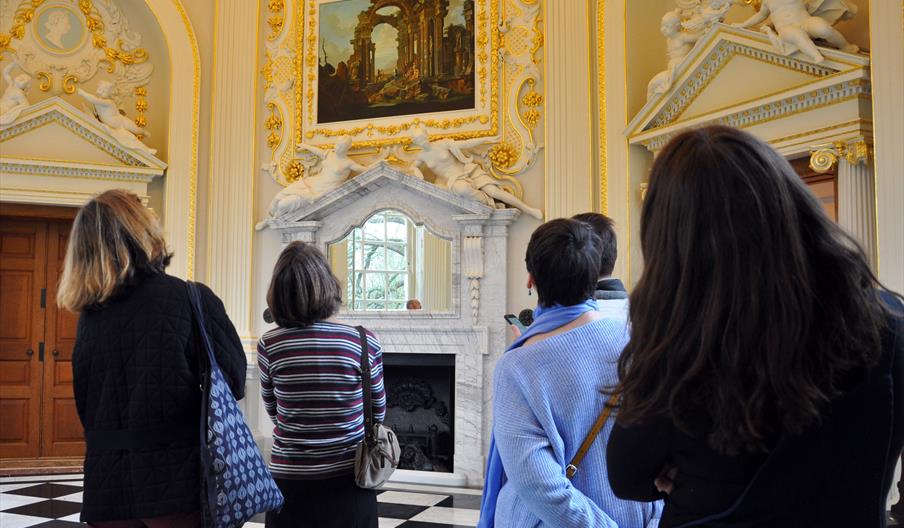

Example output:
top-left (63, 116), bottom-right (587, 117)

top-left (59, 189), bottom-right (247, 528)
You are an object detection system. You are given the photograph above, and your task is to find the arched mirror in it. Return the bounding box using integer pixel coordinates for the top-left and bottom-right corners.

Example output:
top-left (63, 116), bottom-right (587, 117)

top-left (328, 210), bottom-right (452, 313)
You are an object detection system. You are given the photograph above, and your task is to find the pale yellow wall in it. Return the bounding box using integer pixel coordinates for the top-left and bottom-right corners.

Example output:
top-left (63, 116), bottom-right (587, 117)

top-left (180, 0), bottom-right (217, 283)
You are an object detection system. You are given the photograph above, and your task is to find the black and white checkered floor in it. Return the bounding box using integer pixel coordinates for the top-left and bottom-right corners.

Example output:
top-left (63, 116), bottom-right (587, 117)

top-left (0, 474), bottom-right (482, 528)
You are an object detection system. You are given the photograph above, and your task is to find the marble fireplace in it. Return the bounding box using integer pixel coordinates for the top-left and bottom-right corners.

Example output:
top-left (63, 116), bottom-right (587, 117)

top-left (270, 162), bottom-right (517, 486)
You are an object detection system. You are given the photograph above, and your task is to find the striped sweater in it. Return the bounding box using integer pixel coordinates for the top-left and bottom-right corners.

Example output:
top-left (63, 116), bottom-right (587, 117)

top-left (257, 322), bottom-right (387, 480)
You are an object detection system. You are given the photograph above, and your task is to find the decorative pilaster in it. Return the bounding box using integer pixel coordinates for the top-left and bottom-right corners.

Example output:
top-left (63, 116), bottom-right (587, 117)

top-left (544, 0), bottom-right (594, 219)
top-left (810, 138), bottom-right (877, 269)
top-left (869, 0), bottom-right (904, 293)
top-left (206, 1), bottom-right (260, 339)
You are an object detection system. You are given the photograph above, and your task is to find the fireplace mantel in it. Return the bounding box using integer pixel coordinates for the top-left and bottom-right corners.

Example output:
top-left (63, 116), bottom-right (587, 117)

top-left (271, 162), bottom-right (519, 486)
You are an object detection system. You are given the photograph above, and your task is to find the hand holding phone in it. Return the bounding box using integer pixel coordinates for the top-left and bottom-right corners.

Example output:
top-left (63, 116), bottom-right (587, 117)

top-left (504, 313), bottom-right (527, 336)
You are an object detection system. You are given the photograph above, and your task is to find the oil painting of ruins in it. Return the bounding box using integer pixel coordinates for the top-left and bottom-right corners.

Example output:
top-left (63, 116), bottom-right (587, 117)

top-left (318, 0), bottom-right (476, 124)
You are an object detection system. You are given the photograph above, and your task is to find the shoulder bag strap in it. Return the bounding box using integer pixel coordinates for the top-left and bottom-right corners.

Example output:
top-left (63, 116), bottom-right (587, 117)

top-left (566, 393), bottom-right (620, 480)
top-left (357, 326), bottom-right (375, 445)
top-left (185, 281), bottom-right (216, 367)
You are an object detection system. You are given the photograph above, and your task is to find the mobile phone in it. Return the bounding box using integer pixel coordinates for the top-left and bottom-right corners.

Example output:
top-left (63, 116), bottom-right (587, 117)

top-left (504, 313), bottom-right (527, 332)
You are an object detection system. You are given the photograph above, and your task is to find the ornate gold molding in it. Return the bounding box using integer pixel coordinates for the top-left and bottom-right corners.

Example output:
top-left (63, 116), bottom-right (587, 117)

top-left (0, 0), bottom-right (149, 70)
top-left (809, 145), bottom-right (839, 173)
top-left (294, 0), bottom-right (499, 147)
top-left (79, 1), bottom-right (150, 70)
top-left (267, 0), bottom-right (285, 40)
top-left (62, 74), bottom-right (79, 94)
top-left (809, 137), bottom-right (871, 173)
top-left (596, 0), bottom-right (606, 213)
top-left (134, 86), bottom-right (148, 128)
top-left (36, 71), bottom-right (52, 92)
top-left (264, 0), bottom-right (542, 190)
top-left (265, 102), bottom-right (283, 150)
top-left (0, 0), bottom-right (45, 54)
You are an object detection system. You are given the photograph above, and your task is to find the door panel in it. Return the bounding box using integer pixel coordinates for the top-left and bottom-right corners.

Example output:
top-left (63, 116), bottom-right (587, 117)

top-left (0, 221), bottom-right (47, 458)
top-left (42, 221), bottom-right (83, 457)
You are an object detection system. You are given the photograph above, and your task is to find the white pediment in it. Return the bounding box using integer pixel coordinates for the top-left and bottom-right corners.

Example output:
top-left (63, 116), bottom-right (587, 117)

top-left (1, 97), bottom-right (165, 208)
top-left (0, 97), bottom-right (166, 172)
top-left (627, 24), bottom-right (871, 153)
top-left (266, 161), bottom-right (503, 234)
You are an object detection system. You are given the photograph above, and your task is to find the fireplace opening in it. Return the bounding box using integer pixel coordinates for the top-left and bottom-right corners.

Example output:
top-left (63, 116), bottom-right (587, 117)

top-left (382, 353), bottom-right (455, 473)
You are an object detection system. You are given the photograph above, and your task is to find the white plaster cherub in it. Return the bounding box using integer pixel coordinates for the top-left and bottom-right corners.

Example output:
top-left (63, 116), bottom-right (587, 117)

top-left (647, 10), bottom-right (700, 100)
top-left (734, 0), bottom-right (859, 63)
top-left (256, 136), bottom-right (366, 229)
top-left (0, 62), bottom-right (32, 127)
top-left (78, 81), bottom-right (155, 155)
top-left (408, 127), bottom-right (543, 220)
top-left (701, 0), bottom-right (736, 27)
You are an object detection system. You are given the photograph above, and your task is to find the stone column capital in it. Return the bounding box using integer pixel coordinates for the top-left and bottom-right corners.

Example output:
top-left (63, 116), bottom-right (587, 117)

top-left (809, 136), bottom-right (872, 173)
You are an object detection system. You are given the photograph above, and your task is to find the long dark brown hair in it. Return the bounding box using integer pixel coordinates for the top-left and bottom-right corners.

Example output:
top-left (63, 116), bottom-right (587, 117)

top-left (615, 126), bottom-right (891, 454)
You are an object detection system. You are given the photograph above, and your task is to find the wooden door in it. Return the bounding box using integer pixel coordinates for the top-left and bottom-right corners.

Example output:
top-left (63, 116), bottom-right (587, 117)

top-left (0, 207), bottom-right (83, 460)
top-left (41, 221), bottom-right (83, 457)
top-left (0, 220), bottom-right (47, 458)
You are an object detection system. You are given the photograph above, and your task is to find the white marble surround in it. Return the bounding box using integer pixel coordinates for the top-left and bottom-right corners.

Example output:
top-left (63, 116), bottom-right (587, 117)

top-left (269, 162), bottom-right (518, 485)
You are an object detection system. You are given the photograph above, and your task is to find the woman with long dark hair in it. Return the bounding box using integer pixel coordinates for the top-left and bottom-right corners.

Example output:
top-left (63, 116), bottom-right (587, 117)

top-left (606, 126), bottom-right (903, 527)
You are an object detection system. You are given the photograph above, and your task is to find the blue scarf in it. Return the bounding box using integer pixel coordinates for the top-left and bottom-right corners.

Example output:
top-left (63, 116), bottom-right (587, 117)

top-left (477, 299), bottom-right (599, 527)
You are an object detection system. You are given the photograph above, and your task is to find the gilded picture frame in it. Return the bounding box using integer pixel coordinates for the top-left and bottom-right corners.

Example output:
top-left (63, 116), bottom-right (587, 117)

top-left (295, 0), bottom-right (499, 148)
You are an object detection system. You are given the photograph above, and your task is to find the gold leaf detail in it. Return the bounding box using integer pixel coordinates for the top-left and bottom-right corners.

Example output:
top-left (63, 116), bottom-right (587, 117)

top-left (489, 143), bottom-right (518, 169)
top-left (285, 160), bottom-right (304, 183)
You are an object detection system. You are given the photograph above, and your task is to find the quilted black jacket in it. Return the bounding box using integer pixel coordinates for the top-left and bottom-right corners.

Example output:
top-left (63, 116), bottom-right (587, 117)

top-left (72, 273), bottom-right (247, 522)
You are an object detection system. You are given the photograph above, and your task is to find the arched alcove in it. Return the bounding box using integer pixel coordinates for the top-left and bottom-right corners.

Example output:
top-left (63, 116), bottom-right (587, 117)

top-left (143, 0), bottom-right (201, 279)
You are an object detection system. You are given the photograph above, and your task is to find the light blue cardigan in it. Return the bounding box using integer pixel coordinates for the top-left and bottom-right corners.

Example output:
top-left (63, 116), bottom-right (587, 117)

top-left (490, 319), bottom-right (662, 527)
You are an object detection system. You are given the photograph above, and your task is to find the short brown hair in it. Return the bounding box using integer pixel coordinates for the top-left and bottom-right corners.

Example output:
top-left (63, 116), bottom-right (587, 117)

top-left (267, 241), bottom-right (342, 327)
top-left (57, 189), bottom-right (172, 312)
top-left (572, 212), bottom-right (617, 277)
top-left (525, 218), bottom-right (601, 307)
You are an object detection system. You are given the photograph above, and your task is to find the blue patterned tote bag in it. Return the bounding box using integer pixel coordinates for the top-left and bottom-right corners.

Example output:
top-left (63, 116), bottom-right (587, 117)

top-left (186, 282), bottom-right (284, 528)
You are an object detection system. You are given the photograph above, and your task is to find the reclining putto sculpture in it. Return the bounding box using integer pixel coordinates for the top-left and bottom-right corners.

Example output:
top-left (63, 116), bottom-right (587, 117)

top-left (734, 0), bottom-right (859, 64)
top-left (256, 136), bottom-right (368, 229)
top-left (79, 81), bottom-right (156, 156)
top-left (408, 127), bottom-right (543, 220)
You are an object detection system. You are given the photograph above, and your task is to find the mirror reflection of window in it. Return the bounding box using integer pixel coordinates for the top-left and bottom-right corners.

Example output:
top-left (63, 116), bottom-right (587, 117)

top-left (328, 210), bottom-right (451, 312)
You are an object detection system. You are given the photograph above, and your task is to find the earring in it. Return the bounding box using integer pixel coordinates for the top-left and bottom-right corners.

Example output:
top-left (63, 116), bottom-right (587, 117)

top-left (528, 287), bottom-right (532, 296)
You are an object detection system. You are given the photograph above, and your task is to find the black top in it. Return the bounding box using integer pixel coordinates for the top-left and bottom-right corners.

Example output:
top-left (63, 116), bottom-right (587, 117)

top-left (607, 293), bottom-right (904, 527)
top-left (72, 273), bottom-right (247, 522)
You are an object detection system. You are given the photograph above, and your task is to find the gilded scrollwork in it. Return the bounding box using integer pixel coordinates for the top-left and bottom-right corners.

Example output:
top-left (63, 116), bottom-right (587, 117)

top-left (0, 0), bottom-right (154, 121)
top-left (36, 71), bottom-right (52, 92)
top-left (62, 74), bottom-right (79, 94)
top-left (808, 137), bottom-right (871, 174)
top-left (262, 0), bottom-right (545, 196)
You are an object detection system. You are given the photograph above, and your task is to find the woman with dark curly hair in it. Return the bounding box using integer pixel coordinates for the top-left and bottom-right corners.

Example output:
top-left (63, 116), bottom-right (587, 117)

top-left (606, 126), bottom-right (903, 527)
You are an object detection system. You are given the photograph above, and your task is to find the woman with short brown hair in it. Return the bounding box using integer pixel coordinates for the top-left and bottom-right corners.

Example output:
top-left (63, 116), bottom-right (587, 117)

top-left (61, 189), bottom-right (247, 528)
top-left (258, 241), bottom-right (386, 528)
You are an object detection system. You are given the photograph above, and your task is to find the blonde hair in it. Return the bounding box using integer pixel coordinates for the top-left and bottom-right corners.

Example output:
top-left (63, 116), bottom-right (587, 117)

top-left (57, 190), bottom-right (172, 312)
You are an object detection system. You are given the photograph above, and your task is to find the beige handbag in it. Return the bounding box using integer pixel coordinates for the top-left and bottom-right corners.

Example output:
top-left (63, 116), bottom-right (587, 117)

top-left (354, 326), bottom-right (400, 488)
